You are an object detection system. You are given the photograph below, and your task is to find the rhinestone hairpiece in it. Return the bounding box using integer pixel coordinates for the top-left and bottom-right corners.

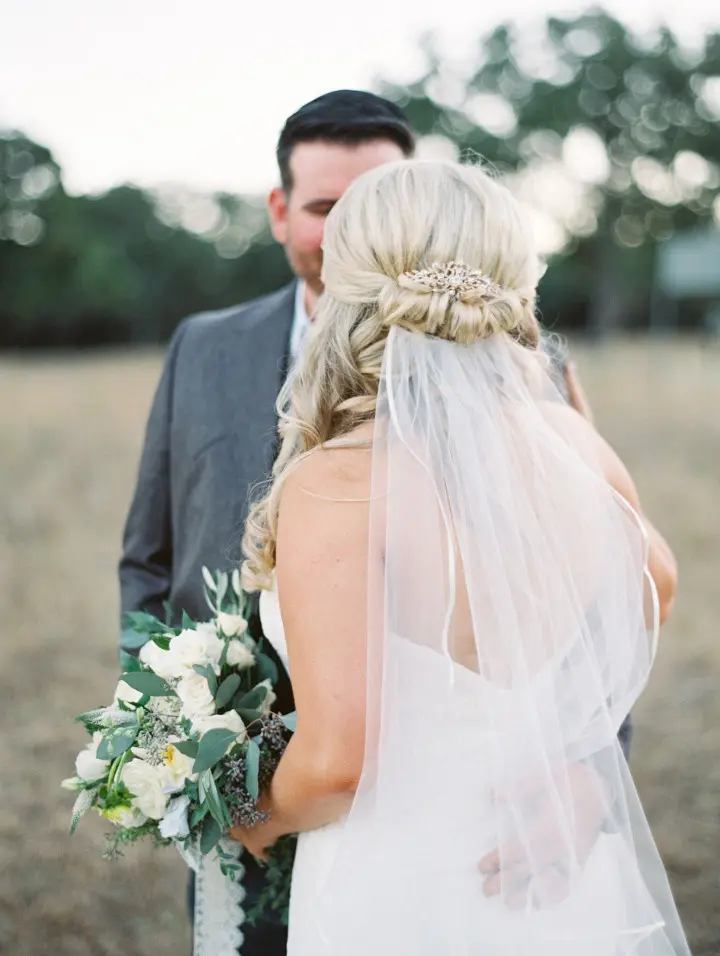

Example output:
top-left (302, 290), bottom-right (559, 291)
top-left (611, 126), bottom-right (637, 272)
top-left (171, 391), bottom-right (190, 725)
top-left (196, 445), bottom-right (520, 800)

top-left (401, 261), bottom-right (504, 302)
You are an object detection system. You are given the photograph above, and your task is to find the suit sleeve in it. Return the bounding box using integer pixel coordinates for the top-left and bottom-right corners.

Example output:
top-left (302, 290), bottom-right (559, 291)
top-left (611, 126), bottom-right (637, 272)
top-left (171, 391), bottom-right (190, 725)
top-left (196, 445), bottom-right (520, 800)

top-left (542, 336), bottom-right (570, 401)
top-left (118, 320), bottom-right (188, 649)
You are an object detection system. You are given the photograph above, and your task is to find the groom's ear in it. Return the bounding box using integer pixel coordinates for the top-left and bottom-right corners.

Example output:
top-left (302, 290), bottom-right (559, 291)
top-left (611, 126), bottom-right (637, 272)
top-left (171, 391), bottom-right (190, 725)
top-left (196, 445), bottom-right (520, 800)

top-left (268, 187), bottom-right (289, 246)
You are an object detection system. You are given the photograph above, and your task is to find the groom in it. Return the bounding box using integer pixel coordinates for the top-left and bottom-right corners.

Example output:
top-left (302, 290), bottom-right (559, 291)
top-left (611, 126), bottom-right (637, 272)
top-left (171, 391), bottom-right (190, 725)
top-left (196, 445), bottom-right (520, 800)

top-left (119, 88), bottom-right (630, 954)
top-left (119, 89), bottom-right (415, 955)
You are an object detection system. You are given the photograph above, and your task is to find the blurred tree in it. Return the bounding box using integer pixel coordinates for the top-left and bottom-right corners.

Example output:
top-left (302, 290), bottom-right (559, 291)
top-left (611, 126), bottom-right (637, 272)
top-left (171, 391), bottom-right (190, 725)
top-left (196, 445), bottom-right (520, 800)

top-left (0, 132), bottom-right (290, 348)
top-left (378, 11), bottom-right (720, 333)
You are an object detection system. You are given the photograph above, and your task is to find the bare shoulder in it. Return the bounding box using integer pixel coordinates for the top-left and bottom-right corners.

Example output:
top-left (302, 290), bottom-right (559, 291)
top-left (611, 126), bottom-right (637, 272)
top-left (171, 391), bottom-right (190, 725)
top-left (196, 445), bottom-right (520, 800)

top-left (276, 432), bottom-right (374, 574)
top-left (283, 436), bottom-right (373, 505)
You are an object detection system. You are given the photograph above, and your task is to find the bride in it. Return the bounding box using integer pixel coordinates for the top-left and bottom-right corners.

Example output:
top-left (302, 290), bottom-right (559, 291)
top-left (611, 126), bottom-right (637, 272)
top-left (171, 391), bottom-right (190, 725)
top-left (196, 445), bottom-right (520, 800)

top-left (229, 160), bottom-right (688, 955)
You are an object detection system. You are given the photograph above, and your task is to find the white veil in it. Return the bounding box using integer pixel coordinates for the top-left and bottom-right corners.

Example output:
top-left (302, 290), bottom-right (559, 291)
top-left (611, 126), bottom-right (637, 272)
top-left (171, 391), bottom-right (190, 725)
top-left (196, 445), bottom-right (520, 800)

top-left (306, 327), bottom-right (689, 956)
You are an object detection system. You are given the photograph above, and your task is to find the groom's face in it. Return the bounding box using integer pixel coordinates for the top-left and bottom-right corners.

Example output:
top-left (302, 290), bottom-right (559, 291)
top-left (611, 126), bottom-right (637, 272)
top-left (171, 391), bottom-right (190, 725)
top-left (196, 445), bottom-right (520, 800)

top-left (268, 139), bottom-right (405, 301)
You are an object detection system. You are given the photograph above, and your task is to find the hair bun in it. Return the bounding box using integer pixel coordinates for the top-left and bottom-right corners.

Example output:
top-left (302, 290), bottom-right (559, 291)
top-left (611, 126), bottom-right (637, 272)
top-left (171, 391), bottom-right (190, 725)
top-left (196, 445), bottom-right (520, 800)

top-left (376, 261), bottom-right (536, 347)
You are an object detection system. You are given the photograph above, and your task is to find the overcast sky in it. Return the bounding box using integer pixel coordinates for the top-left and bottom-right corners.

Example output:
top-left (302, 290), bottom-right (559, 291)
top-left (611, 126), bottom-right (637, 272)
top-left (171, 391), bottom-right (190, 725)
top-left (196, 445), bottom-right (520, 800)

top-left (2, 0), bottom-right (718, 196)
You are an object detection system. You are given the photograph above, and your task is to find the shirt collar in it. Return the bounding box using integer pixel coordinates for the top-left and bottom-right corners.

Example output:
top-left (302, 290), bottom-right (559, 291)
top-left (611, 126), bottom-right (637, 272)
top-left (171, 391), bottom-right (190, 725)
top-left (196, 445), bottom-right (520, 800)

top-left (290, 280), bottom-right (311, 360)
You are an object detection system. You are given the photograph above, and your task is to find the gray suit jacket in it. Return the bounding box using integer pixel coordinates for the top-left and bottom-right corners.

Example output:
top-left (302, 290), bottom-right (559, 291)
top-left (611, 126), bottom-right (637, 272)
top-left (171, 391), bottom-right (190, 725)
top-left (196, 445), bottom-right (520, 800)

top-left (120, 282), bottom-right (296, 633)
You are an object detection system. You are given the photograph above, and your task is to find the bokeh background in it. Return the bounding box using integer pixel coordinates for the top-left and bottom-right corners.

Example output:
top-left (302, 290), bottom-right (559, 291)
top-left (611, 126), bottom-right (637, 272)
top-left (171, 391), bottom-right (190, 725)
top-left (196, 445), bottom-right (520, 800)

top-left (1, 1), bottom-right (718, 953)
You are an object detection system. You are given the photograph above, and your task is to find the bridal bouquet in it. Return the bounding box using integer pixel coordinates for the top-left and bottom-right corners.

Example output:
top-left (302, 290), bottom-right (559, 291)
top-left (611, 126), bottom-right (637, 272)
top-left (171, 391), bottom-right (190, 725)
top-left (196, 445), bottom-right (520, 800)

top-left (63, 568), bottom-right (295, 897)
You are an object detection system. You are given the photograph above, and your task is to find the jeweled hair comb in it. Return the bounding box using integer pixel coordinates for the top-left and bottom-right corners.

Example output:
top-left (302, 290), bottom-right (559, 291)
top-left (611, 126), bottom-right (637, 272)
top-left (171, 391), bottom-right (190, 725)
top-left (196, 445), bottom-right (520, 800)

top-left (400, 261), bottom-right (504, 302)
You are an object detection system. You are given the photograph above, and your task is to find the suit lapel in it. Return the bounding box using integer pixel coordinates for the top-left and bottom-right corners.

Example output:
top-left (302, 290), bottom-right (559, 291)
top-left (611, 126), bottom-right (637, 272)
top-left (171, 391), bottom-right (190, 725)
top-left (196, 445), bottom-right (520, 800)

top-left (216, 284), bottom-right (296, 696)
top-left (224, 283), bottom-right (296, 493)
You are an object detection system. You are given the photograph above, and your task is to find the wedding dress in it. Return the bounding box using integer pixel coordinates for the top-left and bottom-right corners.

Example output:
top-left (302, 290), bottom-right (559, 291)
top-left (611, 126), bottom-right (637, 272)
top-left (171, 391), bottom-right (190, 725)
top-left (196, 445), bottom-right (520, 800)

top-left (197, 327), bottom-right (689, 956)
top-left (259, 585), bottom-right (681, 956)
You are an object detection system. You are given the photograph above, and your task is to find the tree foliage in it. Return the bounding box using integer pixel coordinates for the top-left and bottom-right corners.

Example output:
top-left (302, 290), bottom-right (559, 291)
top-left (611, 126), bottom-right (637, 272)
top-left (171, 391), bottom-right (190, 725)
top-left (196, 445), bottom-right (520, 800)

top-left (378, 11), bottom-right (720, 331)
top-left (1, 12), bottom-right (718, 346)
top-left (0, 133), bottom-right (291, 348)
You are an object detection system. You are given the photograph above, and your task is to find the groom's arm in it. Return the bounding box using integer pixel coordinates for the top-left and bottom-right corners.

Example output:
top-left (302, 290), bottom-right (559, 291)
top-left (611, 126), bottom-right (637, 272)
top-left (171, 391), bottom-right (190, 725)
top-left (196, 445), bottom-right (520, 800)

top-left (118, 321), bottom-right (188, 653)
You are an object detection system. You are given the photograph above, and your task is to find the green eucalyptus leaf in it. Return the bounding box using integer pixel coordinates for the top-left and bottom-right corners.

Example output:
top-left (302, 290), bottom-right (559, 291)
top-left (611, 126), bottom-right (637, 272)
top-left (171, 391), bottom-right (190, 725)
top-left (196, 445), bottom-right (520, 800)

top-left (181, 611), bottom-right (195, 630)
top-left (173, 739), bottom-right (199, 758)
top-left (119, 627), bottom-right (151, 651)
top-left (200, 816), bottom-right (222, 855)
top-left (235, 685), bottom-right (267, 712)
top-left (118, 650), bottom-right (144, 673)
top-left (198, 769), bottom-right (213, 803)
top-left (216, 572), bottom-right (229, 607)
top-left (215, 674), bottom-right (241, 710)
top-left (237, 708), bottom-right (261, 723)
top-left (122, 610), bottom-right (166, 632)
top-left (204, 773), bottom-right (231, 828)
top-left (245, 738), bottom-right (260, 800)
top-left (280, 712), bottom-right (297, 733)
top-left (96, 726), bottom-right (138, 760)
top-left (190, 803), bottom-right (210, 828)
top-left (120, 671), bottom-right (175, 697)
top-left (202, 567), bottom-right (217, 592)
top-left (193, 729), bottom-right (239, 774)
top-left (254, 652), bottom-right (279, 687)
top-left (193, 663), bottom-right (218, 697)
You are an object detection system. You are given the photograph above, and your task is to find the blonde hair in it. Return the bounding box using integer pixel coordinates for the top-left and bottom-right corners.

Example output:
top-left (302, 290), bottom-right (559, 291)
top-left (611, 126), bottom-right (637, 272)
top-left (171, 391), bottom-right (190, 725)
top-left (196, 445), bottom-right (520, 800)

top-left (242, 160), bottom-right (543, 589)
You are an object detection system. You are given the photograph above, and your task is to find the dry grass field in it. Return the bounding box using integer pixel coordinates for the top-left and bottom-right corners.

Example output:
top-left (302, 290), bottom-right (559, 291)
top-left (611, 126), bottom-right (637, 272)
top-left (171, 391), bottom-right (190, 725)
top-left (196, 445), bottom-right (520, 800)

top-left (1, 338), bottom-right (718, 955)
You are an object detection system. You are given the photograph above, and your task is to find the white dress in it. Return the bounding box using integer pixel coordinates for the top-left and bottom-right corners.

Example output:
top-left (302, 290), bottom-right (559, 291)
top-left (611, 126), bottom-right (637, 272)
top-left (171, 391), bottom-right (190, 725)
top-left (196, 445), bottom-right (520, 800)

top-left (258, 586), bottom-right (348, 952)
top-left (258, 585), bottom-right (669, 956)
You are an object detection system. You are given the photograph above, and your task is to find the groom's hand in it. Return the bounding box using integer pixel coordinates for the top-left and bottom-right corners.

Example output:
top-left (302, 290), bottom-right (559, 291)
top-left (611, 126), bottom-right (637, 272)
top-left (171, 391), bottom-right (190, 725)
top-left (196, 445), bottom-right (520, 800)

top-left (478, 763), bottom-right (610, 910)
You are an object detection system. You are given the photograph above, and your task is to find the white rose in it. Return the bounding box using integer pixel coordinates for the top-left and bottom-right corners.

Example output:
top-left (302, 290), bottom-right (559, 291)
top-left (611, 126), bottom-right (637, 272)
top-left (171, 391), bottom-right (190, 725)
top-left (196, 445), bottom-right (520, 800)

top-left (101, 803), bottom-right (147, 828)
top-left (157, 742), bottom-right (197, 794)
top-left (176, 672), bottom-right (216, 720)
top-left (172, 623), bottom-right (224, 674)
top-left (225, 639), bottom-right (255, 670)
top-left (114, 679), bottom-right (144, 705)
top-left (120, 758), bottom-right (169, 820)
top-left (75, 732), bottom-right (110, 782)
top-left (217, 612), bottom-right (248, 638)
top-left (139, 639), bottom-right (184, 681)
top-left (192, 710), bottom-right (245, 739)
top-left (159, 795), bottom-right (190, 839)
top-left (258, 679), bottom-right (277, 714)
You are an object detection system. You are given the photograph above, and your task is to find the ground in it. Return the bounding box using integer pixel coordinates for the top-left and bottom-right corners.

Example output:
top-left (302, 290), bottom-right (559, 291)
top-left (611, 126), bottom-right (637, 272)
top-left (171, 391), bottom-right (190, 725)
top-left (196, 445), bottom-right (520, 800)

top-left (0, 338), bottom-right (717, 955)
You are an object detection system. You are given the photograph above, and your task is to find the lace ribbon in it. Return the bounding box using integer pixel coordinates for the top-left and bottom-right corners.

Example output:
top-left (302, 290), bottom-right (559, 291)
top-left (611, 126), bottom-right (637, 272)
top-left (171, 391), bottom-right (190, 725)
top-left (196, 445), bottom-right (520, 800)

top-left (188, 839), bottom-right (246, 956)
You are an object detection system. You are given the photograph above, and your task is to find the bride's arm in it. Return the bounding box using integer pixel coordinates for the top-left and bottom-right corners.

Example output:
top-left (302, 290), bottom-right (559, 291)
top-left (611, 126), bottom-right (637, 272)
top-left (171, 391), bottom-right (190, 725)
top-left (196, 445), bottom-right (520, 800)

top-left (230, 448), bottom-right (372, 855)
top-left (543, 402), bottom-right (678, 625)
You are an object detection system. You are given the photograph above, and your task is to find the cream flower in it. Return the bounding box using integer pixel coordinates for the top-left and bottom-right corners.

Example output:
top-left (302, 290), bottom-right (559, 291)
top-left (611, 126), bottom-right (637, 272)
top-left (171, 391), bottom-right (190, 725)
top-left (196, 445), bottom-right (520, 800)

top-left (176, 672), bottom-right (216, 720)
top-left (157, 742), bottom-right (197, 794)
top-left (217, 612), bottom-right (248, 638)
top-left (75, 732), bottom-right (110, 782)
top-left (159, 795), bottom-right (190, 839)
top-left (100, 803), bottom-right (147, 828)
top-left (192, 710), bottom-right (245, 739)
top-left (172, 623), bottom-right (224, 675)
top-left (120, 758), bottom-right (168, 820)
top-left (258, 679), bottom-right (277, 714)
top-left (139, 638), bottom-right (183, 681)
top-left (225, 639), bottom-right (255, 670)
top-left (114, 679), bottom-right (144, 705)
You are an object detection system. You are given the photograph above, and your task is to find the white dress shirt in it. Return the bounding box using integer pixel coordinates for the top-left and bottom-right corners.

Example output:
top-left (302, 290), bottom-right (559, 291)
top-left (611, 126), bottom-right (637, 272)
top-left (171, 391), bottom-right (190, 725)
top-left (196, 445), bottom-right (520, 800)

top-left (289, 280), bottom-right (311, 361)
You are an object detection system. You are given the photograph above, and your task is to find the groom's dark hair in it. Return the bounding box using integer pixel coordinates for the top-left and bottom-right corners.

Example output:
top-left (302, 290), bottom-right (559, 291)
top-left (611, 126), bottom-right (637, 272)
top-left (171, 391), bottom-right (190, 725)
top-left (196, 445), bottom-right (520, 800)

top-left (277, 90), bottom-right (415, 192)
